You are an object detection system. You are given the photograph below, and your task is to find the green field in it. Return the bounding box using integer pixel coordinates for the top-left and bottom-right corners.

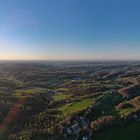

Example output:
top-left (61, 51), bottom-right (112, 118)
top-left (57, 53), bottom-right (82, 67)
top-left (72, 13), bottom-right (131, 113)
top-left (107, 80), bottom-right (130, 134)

top-left (57, 88), bottom-right (69, 92)
top-left (58, 98), bottom-right (93, 116)
top-left (92, 122), bottom-right (140, 140)
top-left (53, 93), bottom-right (69, 101)
top-left (117, 108), bottom-right (134, 116)
top-left (14, 87), bottom-right (46, 96)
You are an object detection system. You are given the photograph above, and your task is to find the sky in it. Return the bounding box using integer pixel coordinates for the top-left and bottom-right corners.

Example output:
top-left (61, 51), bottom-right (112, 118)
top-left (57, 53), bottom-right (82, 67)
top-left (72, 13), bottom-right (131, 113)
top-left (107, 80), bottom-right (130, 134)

top-left (0, 0), bottom-right (140, 60)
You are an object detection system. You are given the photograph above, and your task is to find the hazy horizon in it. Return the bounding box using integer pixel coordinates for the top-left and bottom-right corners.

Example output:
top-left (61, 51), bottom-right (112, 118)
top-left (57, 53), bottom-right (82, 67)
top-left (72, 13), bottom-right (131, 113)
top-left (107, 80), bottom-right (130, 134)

top-left (0, 0), bottom-right (140, 60)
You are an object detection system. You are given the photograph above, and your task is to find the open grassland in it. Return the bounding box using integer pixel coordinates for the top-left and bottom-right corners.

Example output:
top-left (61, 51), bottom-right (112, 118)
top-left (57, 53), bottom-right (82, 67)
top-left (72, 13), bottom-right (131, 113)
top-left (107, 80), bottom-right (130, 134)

top-left (117, 108), bottom-right (134, 116)
top-left (92, 122), bottom-right (140, 140)
top-left (57, 88), bottom-right (69, 92)
top-left (53, 93), bottom-right (69, 101)
top-left (58, 98), bottom-right (93, 116)
top-left (14, 88), bottom-right (46, 97)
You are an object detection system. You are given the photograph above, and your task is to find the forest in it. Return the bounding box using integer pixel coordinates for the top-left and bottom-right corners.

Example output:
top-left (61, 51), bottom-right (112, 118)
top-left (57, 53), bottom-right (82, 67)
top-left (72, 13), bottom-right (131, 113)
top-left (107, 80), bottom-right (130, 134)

top-left (0, 61), bottom-right (140, 140)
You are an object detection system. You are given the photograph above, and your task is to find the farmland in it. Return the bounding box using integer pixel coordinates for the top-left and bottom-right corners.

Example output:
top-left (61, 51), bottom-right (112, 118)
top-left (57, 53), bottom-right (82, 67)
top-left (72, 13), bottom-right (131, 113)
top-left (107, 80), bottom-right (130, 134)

top-left (0, 61), bottom-right (140, 140)
top-left (58, 98), bottom-right (93, 116)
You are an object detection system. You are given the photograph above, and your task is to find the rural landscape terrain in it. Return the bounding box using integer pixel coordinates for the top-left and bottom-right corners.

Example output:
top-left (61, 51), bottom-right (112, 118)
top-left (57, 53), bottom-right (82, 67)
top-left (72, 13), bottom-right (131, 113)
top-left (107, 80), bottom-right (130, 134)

top-left (0, 61), bottom-right (140, 140)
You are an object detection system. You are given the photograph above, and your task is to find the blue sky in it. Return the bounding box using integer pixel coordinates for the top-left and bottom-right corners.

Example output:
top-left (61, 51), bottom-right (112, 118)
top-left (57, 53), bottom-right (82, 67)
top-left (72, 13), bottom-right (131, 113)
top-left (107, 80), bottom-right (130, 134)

top-left (0, 0), bottom-right (140, 60)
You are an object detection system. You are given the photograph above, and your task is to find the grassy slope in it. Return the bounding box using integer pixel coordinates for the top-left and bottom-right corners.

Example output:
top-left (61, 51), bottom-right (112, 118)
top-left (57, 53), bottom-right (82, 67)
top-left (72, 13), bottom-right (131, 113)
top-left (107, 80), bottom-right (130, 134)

top-left (14, 87), bottom-right (46, 96)
top-left (53, 94), bottom-right (69, 101)
top-left (59, 98), bottom-right (93, 116)
top-left (92, 122), bottom-right (140, 140)
top-left (117, 108), bottom-right (134, 116)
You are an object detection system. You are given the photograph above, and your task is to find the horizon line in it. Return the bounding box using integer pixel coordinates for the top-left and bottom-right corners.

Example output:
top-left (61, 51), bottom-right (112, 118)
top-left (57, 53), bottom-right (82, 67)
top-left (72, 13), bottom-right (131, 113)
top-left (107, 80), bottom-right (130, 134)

top-left (0, 59), bottom-right (140, 62)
